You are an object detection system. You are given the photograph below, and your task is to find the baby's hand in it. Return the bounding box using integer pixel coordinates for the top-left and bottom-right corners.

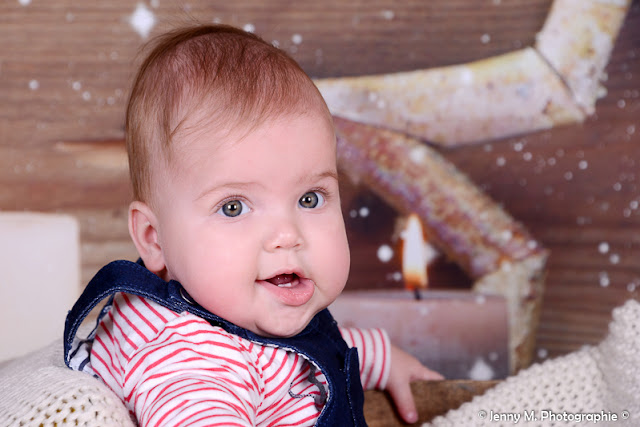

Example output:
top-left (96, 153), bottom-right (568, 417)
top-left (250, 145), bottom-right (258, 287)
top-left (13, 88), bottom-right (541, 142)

top-left (385, 344), bottom-right (444, 424)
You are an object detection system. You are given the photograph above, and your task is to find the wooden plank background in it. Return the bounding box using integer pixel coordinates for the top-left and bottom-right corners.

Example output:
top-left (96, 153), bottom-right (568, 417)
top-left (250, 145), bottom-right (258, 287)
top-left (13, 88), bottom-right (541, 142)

top-left (1, 0), bottom-right (639, 370)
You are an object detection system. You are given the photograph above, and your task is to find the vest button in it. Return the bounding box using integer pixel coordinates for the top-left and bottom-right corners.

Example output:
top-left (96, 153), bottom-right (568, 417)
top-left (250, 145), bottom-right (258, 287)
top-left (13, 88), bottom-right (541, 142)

top-left (179, 287), bottom-right (197, 305)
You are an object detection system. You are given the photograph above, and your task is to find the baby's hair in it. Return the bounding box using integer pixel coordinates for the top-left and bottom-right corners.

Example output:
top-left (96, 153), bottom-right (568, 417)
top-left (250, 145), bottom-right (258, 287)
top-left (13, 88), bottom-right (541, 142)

top-left (126, 24), bottom-right (330, 203)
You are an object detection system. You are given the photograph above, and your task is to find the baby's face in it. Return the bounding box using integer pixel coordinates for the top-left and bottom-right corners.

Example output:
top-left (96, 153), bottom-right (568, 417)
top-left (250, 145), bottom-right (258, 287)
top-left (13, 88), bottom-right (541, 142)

top-left (150, 110), bottom-right (350, 337)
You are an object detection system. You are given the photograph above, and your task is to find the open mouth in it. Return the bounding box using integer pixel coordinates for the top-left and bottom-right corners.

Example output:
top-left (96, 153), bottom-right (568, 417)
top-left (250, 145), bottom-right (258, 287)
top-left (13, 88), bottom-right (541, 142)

top-left (259, 272), bottom-right (314, 306)
top-left (266, 273), bottom-right (300, 288)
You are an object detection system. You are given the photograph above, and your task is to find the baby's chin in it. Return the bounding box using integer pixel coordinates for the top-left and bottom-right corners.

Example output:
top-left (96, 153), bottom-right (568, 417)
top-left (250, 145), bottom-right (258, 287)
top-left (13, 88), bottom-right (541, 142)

top-left (250, 313), bottom-right (317, 338)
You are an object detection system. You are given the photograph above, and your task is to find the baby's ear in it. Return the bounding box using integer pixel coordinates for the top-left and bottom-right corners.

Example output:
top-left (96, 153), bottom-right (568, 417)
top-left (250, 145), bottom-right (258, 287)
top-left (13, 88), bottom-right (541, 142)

top-left (128, 201), bottom-right (166, 274)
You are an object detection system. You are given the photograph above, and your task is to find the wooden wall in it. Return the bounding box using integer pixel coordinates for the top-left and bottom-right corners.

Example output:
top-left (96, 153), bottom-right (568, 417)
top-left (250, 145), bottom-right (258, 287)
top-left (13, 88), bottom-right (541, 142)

top-left (2, 0), bottom-right (639, 365)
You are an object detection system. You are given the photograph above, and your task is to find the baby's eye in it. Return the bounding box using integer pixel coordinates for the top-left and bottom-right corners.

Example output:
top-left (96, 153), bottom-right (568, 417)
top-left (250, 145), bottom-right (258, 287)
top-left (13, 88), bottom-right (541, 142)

top-left (217, 200), bottom-right (250, 217)
top-left (299, 191), bottom-right (325, 209)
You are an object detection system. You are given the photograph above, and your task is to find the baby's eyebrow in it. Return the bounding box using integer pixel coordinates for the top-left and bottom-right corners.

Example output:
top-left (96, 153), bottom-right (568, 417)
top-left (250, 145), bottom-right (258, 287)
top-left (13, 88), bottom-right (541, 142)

top-left (195, 171), bottom-right (338, 201)
top-left (307, 170), bottom-right (339, 183)
top-left (195, 181), bottom-right (263, 201)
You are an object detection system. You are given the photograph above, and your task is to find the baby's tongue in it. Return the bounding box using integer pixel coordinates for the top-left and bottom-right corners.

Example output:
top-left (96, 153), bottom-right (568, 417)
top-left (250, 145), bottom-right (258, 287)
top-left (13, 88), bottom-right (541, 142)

top-left (268, 274), bottom-right (296, 285)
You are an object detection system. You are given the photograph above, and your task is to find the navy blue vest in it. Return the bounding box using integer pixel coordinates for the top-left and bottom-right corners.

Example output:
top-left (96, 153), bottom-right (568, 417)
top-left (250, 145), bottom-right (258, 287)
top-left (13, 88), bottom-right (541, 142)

top-left (64, 260), bottom-right (367, 426)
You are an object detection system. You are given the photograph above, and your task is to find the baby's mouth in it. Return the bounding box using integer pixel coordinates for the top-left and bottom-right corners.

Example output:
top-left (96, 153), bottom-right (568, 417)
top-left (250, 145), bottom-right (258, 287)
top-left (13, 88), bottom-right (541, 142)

top-left (266, 273), bottom-right (300, 288)
top-left (259, 272), bottom-right (314, 306)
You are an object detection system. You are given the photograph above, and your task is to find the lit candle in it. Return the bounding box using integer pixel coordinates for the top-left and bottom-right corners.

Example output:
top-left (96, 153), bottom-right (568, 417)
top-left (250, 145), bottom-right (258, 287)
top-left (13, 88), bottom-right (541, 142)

top-left (400, 213), bottom-right (438, 297)
top-left (330, 215), bottom-right (510, 379)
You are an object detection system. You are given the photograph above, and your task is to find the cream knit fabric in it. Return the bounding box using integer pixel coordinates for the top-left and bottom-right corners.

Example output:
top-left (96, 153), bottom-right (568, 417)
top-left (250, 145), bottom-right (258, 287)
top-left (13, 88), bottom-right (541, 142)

top-left (1, 300), bottom-right (638, 426)
top-left (0, 331), bottom-right (134, 427)
top-left (427, 299), bottom-right (640, 427)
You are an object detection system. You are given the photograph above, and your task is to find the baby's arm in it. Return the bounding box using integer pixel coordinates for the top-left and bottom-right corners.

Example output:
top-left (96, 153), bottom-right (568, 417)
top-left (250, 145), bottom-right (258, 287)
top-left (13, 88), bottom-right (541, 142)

top-left (340, 327), bottom-right (443, 424)
top-left (135, 369), bottom-right (258, 426)
top-left (119, 321), bottom-right (261, 426)
top-left (340, 327), bottom-right (391, 389)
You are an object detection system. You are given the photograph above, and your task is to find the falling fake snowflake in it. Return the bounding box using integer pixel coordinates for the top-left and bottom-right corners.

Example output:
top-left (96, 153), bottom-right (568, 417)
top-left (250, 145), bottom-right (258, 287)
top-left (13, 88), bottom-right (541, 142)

top-left (380, 10), bottom-right (395, 20)
top-left (377, 245), bottom-right (394, 263)
top-left (599, 272), bottom-right (610, 288)
top-left (469, 357), bottom-right (494, 380)
top-left (598, 242), bottom-right (610, 254)
top-left (129, 3), bottom-right (156, 39)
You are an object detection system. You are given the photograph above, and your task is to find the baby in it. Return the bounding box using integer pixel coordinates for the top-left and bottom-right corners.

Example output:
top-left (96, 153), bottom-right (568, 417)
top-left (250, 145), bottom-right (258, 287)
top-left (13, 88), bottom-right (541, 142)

top-left (64, 24), bottom-right (441, 426)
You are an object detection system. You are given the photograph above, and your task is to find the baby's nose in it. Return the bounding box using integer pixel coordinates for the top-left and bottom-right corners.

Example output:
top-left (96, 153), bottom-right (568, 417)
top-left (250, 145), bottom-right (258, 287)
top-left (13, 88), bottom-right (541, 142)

top-left (263, 217), bottom-right (303, 251)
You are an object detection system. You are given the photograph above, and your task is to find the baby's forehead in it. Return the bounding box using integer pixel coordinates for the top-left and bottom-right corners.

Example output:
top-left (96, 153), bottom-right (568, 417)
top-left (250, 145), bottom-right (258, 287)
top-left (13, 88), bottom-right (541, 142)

top-left (176, 100), bottom-right (334, 146)
top-left (159, 109), bottom-right (329, 167)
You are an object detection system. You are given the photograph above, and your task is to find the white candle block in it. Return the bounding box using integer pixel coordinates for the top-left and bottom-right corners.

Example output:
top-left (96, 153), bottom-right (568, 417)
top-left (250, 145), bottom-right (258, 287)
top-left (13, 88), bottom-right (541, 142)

top-left (0, 212), bottom-right (79, 362)
top-left (330, 289), bottom-right (509, 379)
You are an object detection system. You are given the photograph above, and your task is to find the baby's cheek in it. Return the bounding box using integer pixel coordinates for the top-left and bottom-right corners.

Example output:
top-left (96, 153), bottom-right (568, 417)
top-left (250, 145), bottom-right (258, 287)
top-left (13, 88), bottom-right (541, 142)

top-left (328, 232), bottom-right (351, 294)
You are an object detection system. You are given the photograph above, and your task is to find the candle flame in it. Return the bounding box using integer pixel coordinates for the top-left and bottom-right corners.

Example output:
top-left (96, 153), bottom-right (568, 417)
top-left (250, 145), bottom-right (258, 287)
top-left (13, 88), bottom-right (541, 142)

top-left (401, 213), bottom-right (429, 290)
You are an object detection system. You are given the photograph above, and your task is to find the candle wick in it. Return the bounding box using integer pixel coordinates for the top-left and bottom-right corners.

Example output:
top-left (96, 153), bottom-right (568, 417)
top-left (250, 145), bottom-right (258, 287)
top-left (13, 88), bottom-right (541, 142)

top-left (413, 288), bottom-right (422, 300)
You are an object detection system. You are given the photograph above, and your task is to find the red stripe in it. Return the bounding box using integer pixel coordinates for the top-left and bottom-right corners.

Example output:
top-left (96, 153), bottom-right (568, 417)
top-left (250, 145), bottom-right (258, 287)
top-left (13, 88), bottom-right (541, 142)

top-left (357, 329), bottom-right (375, 387)
top-left (126, 348), bottom-right (254, 402)
top-left (102, 310), bottom-right (132, 364)
top-left (260, 363), bottom-right (317, 419)
top-left (188, 409), bottom-right (251, 427)
top-left (340, 327), bottom-right (356, 349)
top-left (156, 320), bottom-right (252, 352)
top-left (263, 351), bottom-right (289, 384)
top-left (91, 322), bottom-right (122, 375)
top-left (163, 316), bottom-right (207, 331)
top-left (151, 381), bottom-right (253, 422)
top-left (151, 398), bottom-right (188, 426)
top-left (146, 363), bottom-right (252, 391)
top-left (137, 374), bottom-right (254, 422)
top-left (90, 349), bottom-right (114, 384)
top-left (114, 297), bottom-right (148, 343)
top-left (122, 293), bottom-right (159, 335)
top-left (264, 353), bottom-right (298, 399)
top-left (139, 294), bottom-right (170, 324)
top-left (189, 410), bottom-right (250, 427)
top-left (256, 345), bottom-right (265, 358)
top-left (125, 331), bottom-right (253, 384)
top-left (374, 329), bottom-right (388, 389)
top-left (289, 363), bottom-right (310, 388)
top-left (94, 334), bottom-right (123, 378)
top-left (267, 401), bottom-right (318, 427)
top-left (261, 347), bottom-right (280, 373)
top-left (111, 306), bottom-right (141, 351)
top-left (99, 316), bottom-right (117, 349)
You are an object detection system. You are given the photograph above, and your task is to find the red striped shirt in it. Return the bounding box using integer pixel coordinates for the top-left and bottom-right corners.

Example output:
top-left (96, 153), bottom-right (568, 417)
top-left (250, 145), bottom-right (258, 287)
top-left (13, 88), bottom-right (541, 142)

top-left (91, 293), bottom-right (390, 426)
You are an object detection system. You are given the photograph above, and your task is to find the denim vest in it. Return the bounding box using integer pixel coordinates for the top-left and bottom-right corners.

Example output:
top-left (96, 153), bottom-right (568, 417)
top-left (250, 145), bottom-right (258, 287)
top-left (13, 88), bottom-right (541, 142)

top-left (63, 260), bottom-right (367, 426)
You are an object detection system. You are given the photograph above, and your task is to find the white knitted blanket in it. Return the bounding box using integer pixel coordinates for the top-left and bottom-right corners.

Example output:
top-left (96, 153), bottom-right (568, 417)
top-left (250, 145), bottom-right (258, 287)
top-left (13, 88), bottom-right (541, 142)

top-left (1, 300), bottom-right (638, 426)
top-left (0, 327), bottom-right (134, 426)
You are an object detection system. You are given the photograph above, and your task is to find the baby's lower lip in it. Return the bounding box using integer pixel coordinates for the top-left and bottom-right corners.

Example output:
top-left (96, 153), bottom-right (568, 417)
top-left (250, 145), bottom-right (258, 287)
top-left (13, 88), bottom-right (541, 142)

top-left (258, 277), bottom-right (315, 306)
